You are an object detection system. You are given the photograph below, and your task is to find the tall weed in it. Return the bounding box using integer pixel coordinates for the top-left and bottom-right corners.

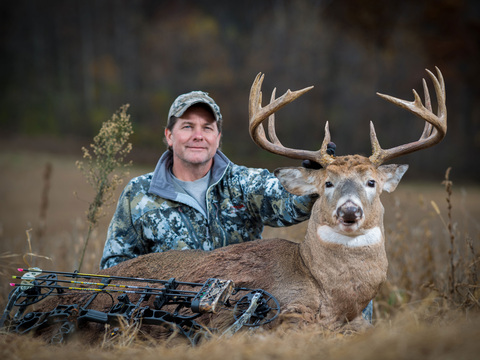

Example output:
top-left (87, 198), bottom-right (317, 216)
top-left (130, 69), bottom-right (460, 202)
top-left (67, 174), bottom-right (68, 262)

top-left (76, 104), bottom-right (133, 270)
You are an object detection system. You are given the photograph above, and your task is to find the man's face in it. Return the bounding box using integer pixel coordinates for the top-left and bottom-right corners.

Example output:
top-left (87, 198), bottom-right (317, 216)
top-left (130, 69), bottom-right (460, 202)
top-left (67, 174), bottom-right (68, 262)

top-left (165, 106), bottom-right (221, 168)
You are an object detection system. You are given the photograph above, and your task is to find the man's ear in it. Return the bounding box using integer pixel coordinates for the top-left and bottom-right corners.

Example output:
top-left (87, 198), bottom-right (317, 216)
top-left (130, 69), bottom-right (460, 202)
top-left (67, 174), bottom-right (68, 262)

top-left (274, 167), bottom-right (322, 196)
top-left (165, 128), bottom-right (173, 147)
top-left (378, 164), bottom-right (409, 193)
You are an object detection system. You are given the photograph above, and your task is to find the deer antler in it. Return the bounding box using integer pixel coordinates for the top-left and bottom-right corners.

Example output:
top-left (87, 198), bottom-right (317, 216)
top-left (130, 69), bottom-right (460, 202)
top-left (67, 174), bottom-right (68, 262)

top-left (249, 73), bottom-right (335, 167)
top-left (369, 67), bottom-right (447, 166)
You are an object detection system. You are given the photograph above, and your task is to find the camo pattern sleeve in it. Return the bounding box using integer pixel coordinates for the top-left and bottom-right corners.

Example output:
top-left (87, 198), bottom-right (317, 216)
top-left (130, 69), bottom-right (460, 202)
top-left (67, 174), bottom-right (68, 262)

top-left (223, 165), bottom-right (316, 229)
top-left (100, 174), bottom-right (152, 269)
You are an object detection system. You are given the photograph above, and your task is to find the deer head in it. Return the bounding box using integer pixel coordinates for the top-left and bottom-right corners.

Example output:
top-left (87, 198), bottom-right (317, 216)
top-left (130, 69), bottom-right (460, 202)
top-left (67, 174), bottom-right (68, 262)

top-left (249, 68), bottom-right (446, 240)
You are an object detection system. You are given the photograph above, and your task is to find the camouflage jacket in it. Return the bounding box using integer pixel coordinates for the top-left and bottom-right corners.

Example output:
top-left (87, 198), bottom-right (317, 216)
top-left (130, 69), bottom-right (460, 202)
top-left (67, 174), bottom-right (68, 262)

top-left (100, 150), bottom-right (316, 269)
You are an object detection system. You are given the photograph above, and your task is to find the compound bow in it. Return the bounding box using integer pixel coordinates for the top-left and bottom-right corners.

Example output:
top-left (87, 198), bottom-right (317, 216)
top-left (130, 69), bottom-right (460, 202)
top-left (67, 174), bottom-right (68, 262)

top-left (0, 267), bottom-right (280, 345)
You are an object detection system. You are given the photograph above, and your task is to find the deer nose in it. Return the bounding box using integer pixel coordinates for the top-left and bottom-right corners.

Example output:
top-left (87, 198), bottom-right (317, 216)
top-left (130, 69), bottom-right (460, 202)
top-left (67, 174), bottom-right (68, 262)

top-left (337, 201), bottom-right (363, 223)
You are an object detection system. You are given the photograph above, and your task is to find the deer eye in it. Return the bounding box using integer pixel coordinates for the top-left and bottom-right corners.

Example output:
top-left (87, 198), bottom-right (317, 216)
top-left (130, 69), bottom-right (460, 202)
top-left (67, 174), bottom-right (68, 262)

top-left (325, 181), bottom-right (334, 188)
top-left (367, 180), bottom-right (376, 188)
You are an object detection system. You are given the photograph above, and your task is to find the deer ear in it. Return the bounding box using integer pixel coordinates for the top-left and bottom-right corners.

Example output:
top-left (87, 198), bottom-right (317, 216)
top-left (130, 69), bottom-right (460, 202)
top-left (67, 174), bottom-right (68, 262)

top-left (274, 167), bottom-right (321, 196)
top-left (378, 164), bottom-right (409, 193)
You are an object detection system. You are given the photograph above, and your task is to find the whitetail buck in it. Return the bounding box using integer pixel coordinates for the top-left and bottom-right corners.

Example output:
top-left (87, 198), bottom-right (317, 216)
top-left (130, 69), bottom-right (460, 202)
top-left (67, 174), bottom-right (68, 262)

top-left (17, 68), bottom-right (447, 342)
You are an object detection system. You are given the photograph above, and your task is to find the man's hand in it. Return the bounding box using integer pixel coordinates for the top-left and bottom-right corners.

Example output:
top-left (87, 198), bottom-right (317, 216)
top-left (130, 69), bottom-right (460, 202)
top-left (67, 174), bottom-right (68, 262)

top-left (302, 142), bottom-right (336, 169)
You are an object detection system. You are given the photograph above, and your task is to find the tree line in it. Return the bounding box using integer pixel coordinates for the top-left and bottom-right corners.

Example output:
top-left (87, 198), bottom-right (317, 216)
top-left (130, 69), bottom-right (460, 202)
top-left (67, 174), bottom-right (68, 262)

top-left (1, 0), bottom-right (479, 180)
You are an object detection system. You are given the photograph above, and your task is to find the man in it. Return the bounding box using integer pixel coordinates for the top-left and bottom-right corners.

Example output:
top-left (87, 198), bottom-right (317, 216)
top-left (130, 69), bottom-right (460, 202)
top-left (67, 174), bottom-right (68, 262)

top-left (100, 91), bottom-right (320, 269)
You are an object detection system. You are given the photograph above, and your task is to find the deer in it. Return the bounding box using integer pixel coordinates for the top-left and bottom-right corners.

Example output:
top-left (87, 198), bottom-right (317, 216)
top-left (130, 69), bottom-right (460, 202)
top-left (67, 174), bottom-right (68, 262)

top-left (12, 68), bottom-right (446, 343)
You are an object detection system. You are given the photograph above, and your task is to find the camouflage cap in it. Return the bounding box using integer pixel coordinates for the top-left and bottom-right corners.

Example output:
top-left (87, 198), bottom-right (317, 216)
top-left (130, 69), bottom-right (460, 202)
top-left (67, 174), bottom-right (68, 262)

top-left (167, 91), bottom-right (222, 128)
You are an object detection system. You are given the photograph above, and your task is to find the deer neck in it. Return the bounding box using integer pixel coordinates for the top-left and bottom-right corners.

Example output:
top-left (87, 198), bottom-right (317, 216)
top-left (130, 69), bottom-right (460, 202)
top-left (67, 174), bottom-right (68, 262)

top-left (299, 213), bottom-right (387, 287)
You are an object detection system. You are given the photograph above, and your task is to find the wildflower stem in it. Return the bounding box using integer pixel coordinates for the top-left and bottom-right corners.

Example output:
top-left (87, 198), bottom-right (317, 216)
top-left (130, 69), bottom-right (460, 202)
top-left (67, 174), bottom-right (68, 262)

top-left (442, 167), bottom-right (456, 296)
top-left (77, 104), bottom-right (133, 271)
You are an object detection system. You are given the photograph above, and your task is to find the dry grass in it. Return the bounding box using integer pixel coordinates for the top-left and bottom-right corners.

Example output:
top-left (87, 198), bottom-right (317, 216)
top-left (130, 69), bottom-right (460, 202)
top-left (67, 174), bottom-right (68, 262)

top-left (0, 149), bottom-right (479, 359)
top-left (1, 312), bottom-right (479, 360)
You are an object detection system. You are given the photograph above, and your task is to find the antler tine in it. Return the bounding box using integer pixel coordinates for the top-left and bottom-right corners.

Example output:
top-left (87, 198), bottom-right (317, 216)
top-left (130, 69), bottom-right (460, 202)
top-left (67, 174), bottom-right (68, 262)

top-left (252, 87), bottom-right (285, 147)
top-left (249, 72), bottom-right (335, 167)
top-left (369, 67), bottom-right (447, 166)
top-left (267, 88), bottom-right (283, 146)
top-left (420, 78), bottom-right (434, 139)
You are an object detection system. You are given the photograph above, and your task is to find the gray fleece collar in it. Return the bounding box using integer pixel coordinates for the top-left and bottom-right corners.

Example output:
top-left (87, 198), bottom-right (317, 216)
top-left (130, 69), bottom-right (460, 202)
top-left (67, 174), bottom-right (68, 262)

top-left (148, 150), bottom-right (231, 201)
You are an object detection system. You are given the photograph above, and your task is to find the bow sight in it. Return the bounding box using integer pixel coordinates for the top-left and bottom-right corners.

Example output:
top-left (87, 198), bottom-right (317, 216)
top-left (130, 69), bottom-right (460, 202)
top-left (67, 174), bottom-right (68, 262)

top-left (0, 268), bottom-right (280, 345)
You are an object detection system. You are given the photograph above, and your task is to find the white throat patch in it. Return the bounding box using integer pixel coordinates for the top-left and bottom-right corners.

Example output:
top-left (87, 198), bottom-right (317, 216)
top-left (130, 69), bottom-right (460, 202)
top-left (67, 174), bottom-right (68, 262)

top-left (317, 225), bottom-right (383, 247)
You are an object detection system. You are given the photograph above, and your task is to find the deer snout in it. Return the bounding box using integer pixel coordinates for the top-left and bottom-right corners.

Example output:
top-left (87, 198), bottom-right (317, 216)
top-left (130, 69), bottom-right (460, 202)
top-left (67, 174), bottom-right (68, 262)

top-left (336, 201), bottom-right (363, 231)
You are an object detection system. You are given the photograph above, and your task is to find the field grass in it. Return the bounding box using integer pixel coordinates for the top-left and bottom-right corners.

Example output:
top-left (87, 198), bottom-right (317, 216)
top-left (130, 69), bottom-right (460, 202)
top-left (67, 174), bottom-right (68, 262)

top-left (0, 149), bottom-right (479, 359)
